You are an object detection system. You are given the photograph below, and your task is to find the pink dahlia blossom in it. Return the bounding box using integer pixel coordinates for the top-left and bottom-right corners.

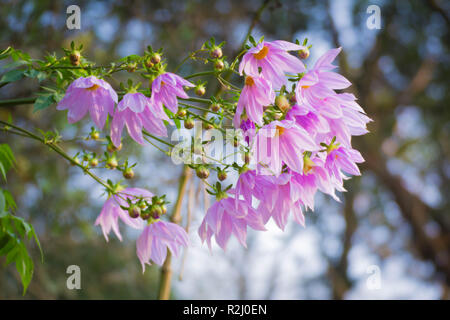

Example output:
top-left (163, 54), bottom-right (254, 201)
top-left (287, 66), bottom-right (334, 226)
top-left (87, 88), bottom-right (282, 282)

top-left (239, 40), bottom-right (306, 89)
top-left (198, 196), bottom-right (266, 250)
top-left (256, 172), bottom-right (306, 230)
top-left (95, 187), bottom-right (152, 241)
top-left (151, 72), bottom-right (194, 114)
top-left (234, 75), bottom-right (275, 127)
top-left (295, 48), bottom-right (351, 108)
top-left (325, 147), bottom-right (364, 185)
top-left (252, 120), bottom-right (319, 175)
top-left (136, 220), bottom-right (189, 271)
top-left (57, 76), bottom-right (118, 129)
top-left (110, 92), bottom-right (169, 147)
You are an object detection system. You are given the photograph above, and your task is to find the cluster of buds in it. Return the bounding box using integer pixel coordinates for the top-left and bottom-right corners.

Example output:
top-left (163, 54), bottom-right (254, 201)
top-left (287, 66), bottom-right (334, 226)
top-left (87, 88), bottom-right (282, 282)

top-left (126, 195), bottom-right (168, 221)
top-left (143, 45), bottom-right (163, 70)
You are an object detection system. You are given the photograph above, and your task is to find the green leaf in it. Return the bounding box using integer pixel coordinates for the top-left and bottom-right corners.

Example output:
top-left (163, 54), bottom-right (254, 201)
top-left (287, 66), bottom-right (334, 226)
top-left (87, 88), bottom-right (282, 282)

top-left (0, 69), bottom-right (24, 84)
top-left (0, 144), bottom-right (15, 180)
top-left (25, 69), bottom-right (47, 82)
top-left (0, 191), bottom-right (5, 213)
top-left (33, 93), bottom-right (54, 112)
top-left (0, 211), bottom-right (43, 295)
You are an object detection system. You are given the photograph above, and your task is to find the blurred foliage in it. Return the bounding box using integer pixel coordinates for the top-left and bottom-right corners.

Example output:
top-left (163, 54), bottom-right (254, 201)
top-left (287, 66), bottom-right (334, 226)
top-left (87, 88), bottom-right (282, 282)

top-left (0, 0), bottom-right (449, 299)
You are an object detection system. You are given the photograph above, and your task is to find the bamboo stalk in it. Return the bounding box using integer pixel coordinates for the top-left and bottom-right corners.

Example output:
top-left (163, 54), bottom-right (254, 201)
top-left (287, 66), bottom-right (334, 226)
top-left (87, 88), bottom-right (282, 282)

top-left (157, 165), bottom-right (192, 300)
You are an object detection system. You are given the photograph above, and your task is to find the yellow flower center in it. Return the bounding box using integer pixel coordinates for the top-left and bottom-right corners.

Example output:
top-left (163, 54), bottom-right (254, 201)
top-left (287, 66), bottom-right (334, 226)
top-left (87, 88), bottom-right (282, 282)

top-left (275, 125), bottom-right (285, 136)
top-left (245, 76), bottom-right (255, 86)
top-left (86, 84), bottom-right (100, 91)
top-left (254, 45), bottom-right (269, 60)
top-left (303, 157), bottom-right (315, 174)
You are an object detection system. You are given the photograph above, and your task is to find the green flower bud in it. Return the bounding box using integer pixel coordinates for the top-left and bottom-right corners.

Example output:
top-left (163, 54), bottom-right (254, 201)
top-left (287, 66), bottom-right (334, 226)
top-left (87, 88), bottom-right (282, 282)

top-left (195, 85), bottom-right (206, 96)
top-left (123, 168), bottom-right (134, 179)
top-left (210, 103), bottom-right (220, 112)
top-left (217, 170), bottom-right (227, 181)
top-left (128, 205), bottom-right (141, 218)
top-left (150, 53), bottom-right (161, 64)
top-left (210, 47), bottom-right (223, 59)
top-left (150, 205), bottom-right (163, 219)
top-left (69, 51), bottom-right (81, 66)
top-left (106, 157), bottom-right (118, 169)
top-left (184, 118), bottom-right (195, 129)
top-left (275, 95), bottom-right (290, 112)
top-left (298, 47), bottom-right (310, 59)
top-left (89, 158), bottom-right (99, 167)
top-left (214, 60), bottom-right (224, 71)
top-left (196, 166), bottom-right (210, 179)
top-left (177, 108), bottom-right (187, 117)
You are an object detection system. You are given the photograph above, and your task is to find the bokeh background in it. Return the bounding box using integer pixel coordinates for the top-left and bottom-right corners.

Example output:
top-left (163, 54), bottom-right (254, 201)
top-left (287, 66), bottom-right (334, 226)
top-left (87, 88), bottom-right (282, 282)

top-left (0, 0), bottom-right (449, 299)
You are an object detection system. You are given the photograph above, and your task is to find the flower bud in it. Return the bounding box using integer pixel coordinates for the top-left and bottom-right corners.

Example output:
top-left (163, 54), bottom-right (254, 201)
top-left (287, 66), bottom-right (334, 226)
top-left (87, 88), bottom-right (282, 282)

top-left (89, 158), bottom-right (99, 167)
top-left (177, 108), bottom-right (187, 117)
top-left (138, 201), bottom-right (147, 209)
top-left (150, 53), bottom-right (161, 64)
top-left (244, 153), bottom-right (251, 165)
top-left (196, 166), bottom-right (210, 179)
top-left (90, 131), bottom-right (100, 140)
top-left (128, 205), bottom-right (141, 219)
top-left (195, 85), bottom-right (206, 96)
top-left (210, 103), bottom-right (220, 112)
top-left (205, 123), bottom-right (214, 130)
top-left (106, 157), bottom-right (118, 169)
top-left (144, 58), bottom-right (154, 68)
top-left (210, 47), bottom-right (223, 59)
top-left (233, 137), bottom-right (239, 147)
top-left (298, 47), bottom-right (310, 59)
top-left (69, 51), bottom-right (81, 66)
top-left (150, 205), bottom-right (163, 219)
top-left (214, 60), bottom-right (224, 71)
top-left (107, 142), bottom-right (122, 153)
top-left (275, 95), bottom-right (290, 112)
top-left (289, 94), bottom-right (296, 104)
top-left (161, 204), bottom-right (167, 215)
top-left (126, 62), bottom-right (137, 72)
top-left (217, 171), bottom-right (227, 181)
top-left (140, 210), bottom-right (151, 220)
top-left (123, 168), bottom-right (134, 179)
top-left (71, 157), bottom-right (80, 166)
top-left (184, 118), bottom-right (195, 129)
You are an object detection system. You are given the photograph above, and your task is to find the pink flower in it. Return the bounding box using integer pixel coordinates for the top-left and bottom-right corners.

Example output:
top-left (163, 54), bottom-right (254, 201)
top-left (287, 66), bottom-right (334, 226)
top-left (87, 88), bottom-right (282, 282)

top-left (57, 76), bottom-right (117, 129)
top-left (295, 48), bottom-right (351, 108)
top-left (234, 75), bottom-right (275, 127)
top-left (256, 172), bottom-right (306, 230)
top-left (151, 72), bottom-right (194, 114)
top-left (325, 147), bottom-right (364, 184)
top-left (252, 120), bottom-right (319, 175)
top-left (198, 196), bottom-right (266, 250)
top-left (94, 188), bottom-right (152, 241)
top-left (136, 220), bottom-right (189, 272)
top-left (110, 92), bottom-right (169, 147)
top-left (239, 40), bottom-right (306, 89)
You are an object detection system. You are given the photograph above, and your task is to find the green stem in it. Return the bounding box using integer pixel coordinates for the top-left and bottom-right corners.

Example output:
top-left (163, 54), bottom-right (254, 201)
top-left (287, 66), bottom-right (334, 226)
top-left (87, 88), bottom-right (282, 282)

top-left (0, 120), bottom-right (113, 192)
top-left (0, 97), bottom-right (36, 106)
top-left (184, 70), bottom-right (217, 80)
top-left (142, 130), bottom-right (175, 148)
